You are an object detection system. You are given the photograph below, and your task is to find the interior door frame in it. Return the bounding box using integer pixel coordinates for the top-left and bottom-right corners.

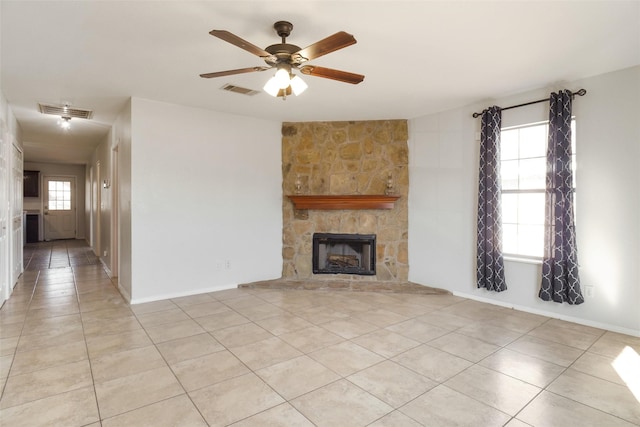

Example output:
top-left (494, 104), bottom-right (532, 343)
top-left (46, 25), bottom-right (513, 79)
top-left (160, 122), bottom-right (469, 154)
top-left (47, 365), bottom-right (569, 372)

top-left (43, 175), bottom-right (77, 241)
top-left (95, 161), bottom-right (101, 257)
top-left (10, 142), bottom-right (23, 287)
top-left (89, 165), bottom-right (94, 248)
top-left (111, 144), bottom-right (119, 278)
top-left (0, 118), bottom-right (9, 302)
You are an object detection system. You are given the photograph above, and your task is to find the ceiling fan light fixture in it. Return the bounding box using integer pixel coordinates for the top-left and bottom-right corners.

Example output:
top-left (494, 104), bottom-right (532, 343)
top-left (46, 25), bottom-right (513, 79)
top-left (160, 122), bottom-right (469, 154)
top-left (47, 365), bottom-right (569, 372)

top-left (263, 76), bottom-right (282, 97)
top-left (264, 64), bottom-right (293, 96)
top-left (276, 86), bottom-right (292, 98)
top-left (274, 67), bottom-right (291, 89)
top-left (290, 74), bottom-right (308, 96)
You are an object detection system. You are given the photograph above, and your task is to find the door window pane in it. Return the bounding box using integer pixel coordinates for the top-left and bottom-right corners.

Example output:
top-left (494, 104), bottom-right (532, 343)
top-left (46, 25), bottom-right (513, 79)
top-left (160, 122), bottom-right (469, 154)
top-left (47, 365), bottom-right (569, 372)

top-left (48, 180), bottom-right (72, 211)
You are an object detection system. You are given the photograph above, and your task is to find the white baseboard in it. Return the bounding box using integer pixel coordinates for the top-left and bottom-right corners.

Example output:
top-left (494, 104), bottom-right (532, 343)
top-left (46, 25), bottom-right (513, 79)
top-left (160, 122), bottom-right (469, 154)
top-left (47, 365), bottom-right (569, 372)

top-left (130, 283), bottom-right (239, 305)
top-left (117, 283), bottom-right (131, 303)
top-left (452, 290), bottom-right (640, 338)
top-left (99, 258), bottom-right (112, 277)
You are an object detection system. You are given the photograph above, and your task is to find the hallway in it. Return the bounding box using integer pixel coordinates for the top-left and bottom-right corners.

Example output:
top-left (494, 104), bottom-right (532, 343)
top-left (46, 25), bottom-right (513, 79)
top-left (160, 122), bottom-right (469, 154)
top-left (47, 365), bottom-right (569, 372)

top-left (23, 240), bottom-right (102, 271)
top-left (1, 242), bottom-right (639, 426)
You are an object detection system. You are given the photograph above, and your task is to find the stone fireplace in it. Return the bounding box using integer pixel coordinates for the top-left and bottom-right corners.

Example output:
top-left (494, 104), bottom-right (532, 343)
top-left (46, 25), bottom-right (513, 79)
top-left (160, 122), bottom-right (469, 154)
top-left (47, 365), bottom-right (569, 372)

top-left (282, 120), bottom-right (409, 283)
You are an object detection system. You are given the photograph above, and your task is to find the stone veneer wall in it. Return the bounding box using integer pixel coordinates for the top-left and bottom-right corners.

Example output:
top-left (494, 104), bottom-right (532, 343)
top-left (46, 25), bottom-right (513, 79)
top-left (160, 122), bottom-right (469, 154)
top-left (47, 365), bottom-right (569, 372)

top-left (282, 120), bottom-right (409, 282)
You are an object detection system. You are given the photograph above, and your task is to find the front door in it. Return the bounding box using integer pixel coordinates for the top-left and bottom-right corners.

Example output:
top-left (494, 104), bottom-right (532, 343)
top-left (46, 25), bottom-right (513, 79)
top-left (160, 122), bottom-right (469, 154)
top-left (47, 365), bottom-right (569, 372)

top-left (44, 176), bottom-right (76, 240)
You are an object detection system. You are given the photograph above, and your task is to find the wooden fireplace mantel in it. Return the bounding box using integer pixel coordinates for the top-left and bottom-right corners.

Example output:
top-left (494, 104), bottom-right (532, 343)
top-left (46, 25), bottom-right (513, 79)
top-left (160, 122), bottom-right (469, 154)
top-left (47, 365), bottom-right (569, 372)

top-left (287, 195), bottom-right (401, 210)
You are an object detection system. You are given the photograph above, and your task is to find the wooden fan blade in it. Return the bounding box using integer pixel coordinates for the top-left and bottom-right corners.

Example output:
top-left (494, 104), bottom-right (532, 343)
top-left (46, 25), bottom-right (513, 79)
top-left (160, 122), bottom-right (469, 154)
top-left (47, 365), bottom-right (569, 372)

top-left (299, 65), bottom-right (364, 84)
top-left (210, 30), bottom-right (272, 58)
top-left (293, 31), bottom-right (356, 62)
top-left (200, 66), bottom-right (271, 78)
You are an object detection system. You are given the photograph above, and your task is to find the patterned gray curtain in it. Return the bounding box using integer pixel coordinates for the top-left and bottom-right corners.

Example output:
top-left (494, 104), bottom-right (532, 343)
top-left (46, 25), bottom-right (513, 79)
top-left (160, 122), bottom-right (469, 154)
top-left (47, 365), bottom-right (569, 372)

top-left (539, 90), bottom-right (584, 304)
top-left (477, 106), bottom-right (507, 292)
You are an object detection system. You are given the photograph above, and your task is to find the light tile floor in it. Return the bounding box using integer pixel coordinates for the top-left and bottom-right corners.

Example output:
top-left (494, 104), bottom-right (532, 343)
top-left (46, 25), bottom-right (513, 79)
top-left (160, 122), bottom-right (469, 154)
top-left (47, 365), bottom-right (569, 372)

top-left (1, 241), bottom-right (639, 426)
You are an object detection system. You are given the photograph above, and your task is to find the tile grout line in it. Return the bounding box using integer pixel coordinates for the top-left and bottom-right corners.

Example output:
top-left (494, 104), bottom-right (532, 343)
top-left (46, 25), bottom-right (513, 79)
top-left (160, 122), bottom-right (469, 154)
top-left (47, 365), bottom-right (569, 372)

top-left (74, 264), bottom-right (106, 425)
top-left (0, 270), bottom-right (40, 404)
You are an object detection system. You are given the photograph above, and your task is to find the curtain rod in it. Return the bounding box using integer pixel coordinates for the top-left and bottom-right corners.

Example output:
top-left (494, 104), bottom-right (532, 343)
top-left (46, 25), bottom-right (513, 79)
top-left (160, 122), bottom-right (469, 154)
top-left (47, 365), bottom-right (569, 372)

top-left (472, 88), bottom-right (587, 118)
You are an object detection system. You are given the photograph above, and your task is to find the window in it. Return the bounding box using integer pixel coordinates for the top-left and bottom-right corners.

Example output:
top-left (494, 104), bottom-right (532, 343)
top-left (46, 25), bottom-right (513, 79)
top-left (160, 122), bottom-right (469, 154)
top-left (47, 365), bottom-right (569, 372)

top-left (48, 180), bottom-right (72, 210)
top-left (500, 120), bottom-right (576, 259)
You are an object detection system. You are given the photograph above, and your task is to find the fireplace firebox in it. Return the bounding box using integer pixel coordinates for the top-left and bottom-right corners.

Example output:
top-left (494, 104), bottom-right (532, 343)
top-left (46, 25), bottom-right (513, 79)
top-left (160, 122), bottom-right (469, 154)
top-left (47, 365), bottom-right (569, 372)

top-left (312, 233), bottom-right (376, 275)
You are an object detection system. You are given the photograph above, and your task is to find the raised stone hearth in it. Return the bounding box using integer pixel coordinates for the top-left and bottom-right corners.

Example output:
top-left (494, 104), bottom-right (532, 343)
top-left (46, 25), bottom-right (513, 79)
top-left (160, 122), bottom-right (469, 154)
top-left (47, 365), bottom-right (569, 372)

top-left (239, 279), bottom-right (450, 295)
top-left (282, 120), bottom-right (409, 284)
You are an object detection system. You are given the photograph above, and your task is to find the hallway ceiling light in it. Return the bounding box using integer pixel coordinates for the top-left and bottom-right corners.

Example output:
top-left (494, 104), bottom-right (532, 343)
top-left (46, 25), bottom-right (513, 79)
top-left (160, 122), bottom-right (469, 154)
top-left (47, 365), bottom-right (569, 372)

top-left (59, 116), bottom-right (71, 130)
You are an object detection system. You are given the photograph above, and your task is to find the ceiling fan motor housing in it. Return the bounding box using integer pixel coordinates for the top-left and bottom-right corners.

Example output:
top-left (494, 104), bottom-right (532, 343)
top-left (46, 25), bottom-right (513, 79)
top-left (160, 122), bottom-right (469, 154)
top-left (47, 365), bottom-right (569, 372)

top-left (265, 21), bottom-right (302, 67)
top-left (265, 43), bottom-right (301, 66)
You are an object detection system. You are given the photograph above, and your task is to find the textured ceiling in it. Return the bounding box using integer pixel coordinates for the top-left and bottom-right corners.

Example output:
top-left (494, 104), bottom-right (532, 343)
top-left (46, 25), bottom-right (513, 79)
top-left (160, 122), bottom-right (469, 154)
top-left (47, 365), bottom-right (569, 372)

top-left (2, 1), bottom-right (639, 164)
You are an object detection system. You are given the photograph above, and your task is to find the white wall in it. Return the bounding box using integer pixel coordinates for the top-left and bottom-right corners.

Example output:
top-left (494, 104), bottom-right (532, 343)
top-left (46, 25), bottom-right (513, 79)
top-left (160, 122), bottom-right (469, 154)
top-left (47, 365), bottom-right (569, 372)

top-left (409, 66), bottom-right (640, 336)
top-left (129, 98), bottom-right (282, 303)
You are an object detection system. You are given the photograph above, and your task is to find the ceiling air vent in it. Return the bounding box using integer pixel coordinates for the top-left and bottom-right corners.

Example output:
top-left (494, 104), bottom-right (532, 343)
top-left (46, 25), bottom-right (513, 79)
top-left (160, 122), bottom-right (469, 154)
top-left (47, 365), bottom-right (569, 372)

top-left (38, 103), bottom-right (93, 119)
top-left (220, 84), bottom-right (260, 96)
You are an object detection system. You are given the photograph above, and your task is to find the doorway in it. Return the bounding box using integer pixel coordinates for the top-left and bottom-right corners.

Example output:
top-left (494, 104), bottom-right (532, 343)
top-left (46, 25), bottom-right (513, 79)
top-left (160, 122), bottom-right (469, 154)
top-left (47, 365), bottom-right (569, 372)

top-left (111, 145), bottom-right (119, 277)
top-left (43, 176), bottom-right (76, 240)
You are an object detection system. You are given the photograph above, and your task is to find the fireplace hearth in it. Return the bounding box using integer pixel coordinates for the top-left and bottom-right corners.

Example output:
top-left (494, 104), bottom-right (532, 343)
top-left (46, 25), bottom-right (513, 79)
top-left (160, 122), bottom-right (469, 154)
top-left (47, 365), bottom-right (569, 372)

top-left (313, 233), bottom-right (376, 275)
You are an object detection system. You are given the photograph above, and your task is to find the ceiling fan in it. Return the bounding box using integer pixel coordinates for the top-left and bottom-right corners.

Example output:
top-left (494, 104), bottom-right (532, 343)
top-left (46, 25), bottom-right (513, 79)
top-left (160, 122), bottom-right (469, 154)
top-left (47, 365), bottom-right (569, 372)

top-left (200, 21), bottom-right (365, 98)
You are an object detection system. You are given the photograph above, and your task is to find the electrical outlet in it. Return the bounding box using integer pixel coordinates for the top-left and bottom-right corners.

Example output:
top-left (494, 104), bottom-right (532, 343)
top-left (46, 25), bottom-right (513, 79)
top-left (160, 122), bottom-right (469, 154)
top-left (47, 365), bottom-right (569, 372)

top-left (225, 260), bottom-right (231, 270)
top-left (585, 285), bottom-right (594, 298)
